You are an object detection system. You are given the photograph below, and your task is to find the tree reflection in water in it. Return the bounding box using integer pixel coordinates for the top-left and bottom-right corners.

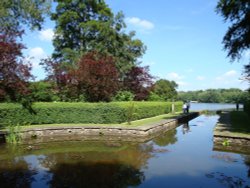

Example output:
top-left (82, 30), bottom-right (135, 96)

top-left (48, 162), bottom-right (144, 188)
top-left (0, 141), bottom-right (155, 188)
top-left (0, 157), bottom-right (36, 188)
top-left (152, 129), bottom-right (177, 147)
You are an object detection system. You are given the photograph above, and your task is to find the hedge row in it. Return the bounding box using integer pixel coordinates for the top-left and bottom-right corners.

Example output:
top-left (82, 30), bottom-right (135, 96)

top-left (0, 102), bottom-right (183, 125)
top-left (244, 100), bottom-right (250, 116)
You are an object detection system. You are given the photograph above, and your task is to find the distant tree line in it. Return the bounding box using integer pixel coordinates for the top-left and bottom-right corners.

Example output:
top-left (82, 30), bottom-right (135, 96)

top-left (178, 89), bottom-right (249, 103)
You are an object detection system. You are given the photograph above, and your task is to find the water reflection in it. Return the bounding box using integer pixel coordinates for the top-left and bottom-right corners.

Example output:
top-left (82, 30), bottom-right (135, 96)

top-left (0, 157), bottom-right (36, 188)
top-left (182, 122), bottom-right (190, 134)
top-left (0, 141), bottom-right (156, 188)
top-left (152, 129), bottom-right (177, 147)
top-left (0, 114), bottom-right (250, 187)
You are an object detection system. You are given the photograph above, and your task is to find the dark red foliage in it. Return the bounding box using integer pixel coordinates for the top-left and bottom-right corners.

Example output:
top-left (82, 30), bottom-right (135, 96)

top-left (0, 31), bottom-right (32, 101)
top-left (71, 52), bottom-right (120, 102)
top-left (124, 66), bottom-right (154, 100)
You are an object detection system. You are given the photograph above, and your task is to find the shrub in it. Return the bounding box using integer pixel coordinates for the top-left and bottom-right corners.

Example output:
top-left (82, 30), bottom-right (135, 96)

top-left (0, 102), bottom-right (183, 125)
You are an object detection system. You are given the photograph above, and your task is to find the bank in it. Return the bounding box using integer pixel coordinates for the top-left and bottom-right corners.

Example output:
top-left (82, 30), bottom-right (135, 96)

top-left (0, 112), bottom-right (198, 144)
top-left (213, 111), bottom-right (250, 153)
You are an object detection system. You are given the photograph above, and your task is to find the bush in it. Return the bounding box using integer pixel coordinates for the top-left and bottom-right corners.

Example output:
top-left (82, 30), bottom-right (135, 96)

top-left (0, 102), bottom-right (183, 125)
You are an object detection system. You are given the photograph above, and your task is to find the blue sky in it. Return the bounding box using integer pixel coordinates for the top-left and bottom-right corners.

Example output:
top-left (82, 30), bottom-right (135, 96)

top-left (22, 0), bottom-right (250, 91)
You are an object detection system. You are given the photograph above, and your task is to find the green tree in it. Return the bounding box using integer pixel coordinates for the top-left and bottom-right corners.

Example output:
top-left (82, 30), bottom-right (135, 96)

top-left (51, 0), bottom-right (145, 75)
top-left (216, 0), bottom-right (250, 82)
top-left (151, 79), bottom-right (178, 101)
top-left (0, 0), bottom-right (51, 32)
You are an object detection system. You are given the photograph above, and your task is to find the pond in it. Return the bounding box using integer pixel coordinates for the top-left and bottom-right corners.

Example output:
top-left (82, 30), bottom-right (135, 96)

top-left (0, 104), bottom-right (249, 188)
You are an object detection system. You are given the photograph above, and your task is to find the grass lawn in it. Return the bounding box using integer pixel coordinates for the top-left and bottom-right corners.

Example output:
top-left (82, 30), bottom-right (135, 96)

top-left (19, 112), bottom-right (182, 129)
top-left (230, 111), bottom-right (250, 133)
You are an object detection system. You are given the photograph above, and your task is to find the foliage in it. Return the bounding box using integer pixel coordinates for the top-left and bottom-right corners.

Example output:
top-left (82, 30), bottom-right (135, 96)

top-left (151, 79), bottom-right (178, 101)
top-left (244, 99), bottom-right (250, 116)
top-left (0, 31), bottom-right (32, 102)
top-left (230, 111), bottom-right (250, 133)
top-left (29, 81), bottom-right (59, 102)
top-left (126, 102), bottom-right (136, 125)
top-left (6, 123), bottom-right (22, 144)
top-left (178, 88), bottom-right (248, 103)
top-left (112, 91), bottom-right (134, 101)
top-left (123, 66), bottom-right (153, 100)
top-left (70, 52), bottom-right (119, 102)
top-left (51, 0), bottom-right (145, 75)
top-left (0, 0), bottom-right (51, 33)
top-left (0, 102), bottom-right (183, 125)
top-left (216, 0), bottom-right (250, 82)
top-left (148, 91), bottom-right (164, 101)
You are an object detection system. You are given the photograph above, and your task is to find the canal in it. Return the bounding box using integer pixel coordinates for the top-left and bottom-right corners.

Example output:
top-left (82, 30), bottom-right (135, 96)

top-left (0, 103), bottom-right (249, 188)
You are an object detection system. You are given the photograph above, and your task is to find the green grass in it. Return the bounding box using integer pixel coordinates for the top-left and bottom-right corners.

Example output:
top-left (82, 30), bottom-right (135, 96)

top-left (230, 111), bottom-right (250, 133)
top-left (121, 112), bottom-right (182, 127)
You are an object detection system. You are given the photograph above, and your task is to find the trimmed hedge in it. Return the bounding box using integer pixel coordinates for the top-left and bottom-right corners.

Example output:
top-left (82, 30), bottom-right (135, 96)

top-left (0, 102), bottom-right (183, 125)
top-left (244, 100), bottom-right (250, 116)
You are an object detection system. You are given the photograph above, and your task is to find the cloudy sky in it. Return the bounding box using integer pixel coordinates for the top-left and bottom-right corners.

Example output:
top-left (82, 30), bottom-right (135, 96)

top-left (22, 0), bottom-right (249, 91)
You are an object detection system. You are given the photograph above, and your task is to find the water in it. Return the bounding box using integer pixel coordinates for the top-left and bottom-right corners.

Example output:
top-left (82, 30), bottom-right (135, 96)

top-left (189, 102), bottom-right (243, 111)
top-left (0, 103), bottom-right (249, 188)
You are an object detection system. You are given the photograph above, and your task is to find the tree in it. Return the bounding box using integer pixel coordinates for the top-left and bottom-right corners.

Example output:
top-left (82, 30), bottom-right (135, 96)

top-left (0, 0), bottom-right (51, 33)
top-left (70, 52), bottom-right (119, 102)
top-left (0, 31), bottom-right (32, 102)
top-left (216, 0), bottom-right (250, 81)
top-left (123, 66), bottom-right (153, 101)
top-left (150, 79), bottom-right (178, 101)
top-left (51, 0), bottom-right (145, 75)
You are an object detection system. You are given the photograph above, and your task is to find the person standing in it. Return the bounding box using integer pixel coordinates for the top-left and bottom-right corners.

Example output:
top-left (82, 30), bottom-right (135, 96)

top-left (183, 103), bottom-right (187, 114)
top-left (186, 101), bottom-right (190, 113)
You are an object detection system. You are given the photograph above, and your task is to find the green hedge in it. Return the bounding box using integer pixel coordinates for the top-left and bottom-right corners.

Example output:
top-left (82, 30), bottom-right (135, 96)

top-left (244, 100), bottom-right (250, 116)
top-left (0, 102), bottom-right (183, 125)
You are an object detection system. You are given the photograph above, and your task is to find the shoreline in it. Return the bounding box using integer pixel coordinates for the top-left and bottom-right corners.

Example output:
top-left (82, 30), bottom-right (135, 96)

top-left (213, 111), bottom-right (250, 151)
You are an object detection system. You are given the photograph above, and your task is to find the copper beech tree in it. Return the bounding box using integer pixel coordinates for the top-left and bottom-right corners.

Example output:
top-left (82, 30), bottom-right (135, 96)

top-left (70, 52), bottom-right (119, 102)
top-left (0, 31), bottom-right (32, 102)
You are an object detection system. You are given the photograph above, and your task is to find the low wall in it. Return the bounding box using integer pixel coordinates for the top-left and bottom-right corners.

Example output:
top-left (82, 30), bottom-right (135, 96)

top-left (8, 112), bottom-right (199, 144)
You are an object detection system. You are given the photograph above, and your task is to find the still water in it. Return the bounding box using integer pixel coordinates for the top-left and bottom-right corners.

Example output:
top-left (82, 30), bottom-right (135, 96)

top-left (0, 105), bottom-right (249, 188)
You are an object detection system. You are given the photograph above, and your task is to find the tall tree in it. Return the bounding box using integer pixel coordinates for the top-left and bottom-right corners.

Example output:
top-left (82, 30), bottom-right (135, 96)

top-left (0, 0), bottom-right (51, 32)
top-left (51, 0), bottom-right (145, 75)
top-left (216, 0), bottom-right (250, 82)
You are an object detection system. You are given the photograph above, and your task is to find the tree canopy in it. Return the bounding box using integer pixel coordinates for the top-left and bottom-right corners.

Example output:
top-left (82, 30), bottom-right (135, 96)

top-left (149, 79), bottom-right (178, 101)
top-left (51, 0), bottom-right (145, 75)
top-left (216, 0), bottom-right (250, 82)
top-left (0, 0), bottom-right (51, 33)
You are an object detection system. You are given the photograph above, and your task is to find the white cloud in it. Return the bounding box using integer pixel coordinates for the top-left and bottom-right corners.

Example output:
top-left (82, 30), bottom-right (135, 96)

top-left (216, 70), bottom-right (237, 81)
top-left (27, 47), bottom-right (47, 68)
top-left (125, 17), bottom-right (154, 30)
top-left (38, 28), bottom-right (54, 41)
top-left (166, 72), bottom-right (183, 81)
top-left (165, 72), bottom-right (188, 87)
top-left (196, 76), bottom-right (205, 81)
